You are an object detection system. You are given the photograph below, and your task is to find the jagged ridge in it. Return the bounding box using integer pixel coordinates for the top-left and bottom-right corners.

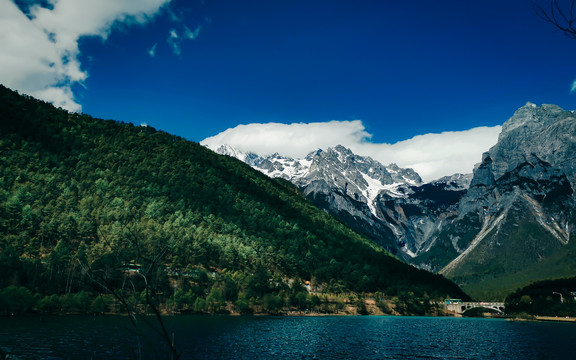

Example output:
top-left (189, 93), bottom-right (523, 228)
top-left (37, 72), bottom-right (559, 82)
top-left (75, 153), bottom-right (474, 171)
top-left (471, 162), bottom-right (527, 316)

top-left (213, 144), bottom-right (471, 260)
top-left (212, 102), bottom-right (576, 299)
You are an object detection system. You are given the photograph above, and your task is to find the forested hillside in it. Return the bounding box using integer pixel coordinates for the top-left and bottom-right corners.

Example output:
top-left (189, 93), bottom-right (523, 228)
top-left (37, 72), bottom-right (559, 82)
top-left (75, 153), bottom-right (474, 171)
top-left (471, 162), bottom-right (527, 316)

top-left (0, 85), bottom-right (466, 315)
top-left (505, 277), bottom-right (576, 317)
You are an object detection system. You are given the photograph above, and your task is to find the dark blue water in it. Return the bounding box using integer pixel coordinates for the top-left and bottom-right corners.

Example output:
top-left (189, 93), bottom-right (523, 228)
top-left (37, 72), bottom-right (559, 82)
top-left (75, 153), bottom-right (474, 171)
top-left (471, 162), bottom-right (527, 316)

top-left (1, 315), bottom-right (575, 359)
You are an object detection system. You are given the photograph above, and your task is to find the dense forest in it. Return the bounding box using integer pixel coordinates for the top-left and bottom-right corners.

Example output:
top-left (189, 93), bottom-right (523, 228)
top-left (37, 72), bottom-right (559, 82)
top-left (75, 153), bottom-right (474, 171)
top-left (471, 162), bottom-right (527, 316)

top-left (0, 84), bottom-right (467, 316)
top-left (505, 277), bottom-right (576, 317)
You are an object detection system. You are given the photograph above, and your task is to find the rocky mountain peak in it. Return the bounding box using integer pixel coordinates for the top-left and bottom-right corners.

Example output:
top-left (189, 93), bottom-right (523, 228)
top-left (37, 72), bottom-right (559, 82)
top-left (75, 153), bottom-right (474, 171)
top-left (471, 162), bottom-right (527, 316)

top-left (435, 102), bottom-right (576, 295)
top-left (476, 103), bottom-right (576, 182)
top-left (209, 100), bottom-right (576, 293)
top-left (501, 102), bottom-right (565, 135)
top-left (301, 145), bottom-right (422, 199)
top-left (305, 149), bottom-right (323, 159)
top-left (432, 173), bottom-right (473, 191)
top-left (469, 153), bottom-right (495, 188)
top-left (215, 144), bottom-right (261, 166)
top-left (213, 143), bottom-right (423, 205)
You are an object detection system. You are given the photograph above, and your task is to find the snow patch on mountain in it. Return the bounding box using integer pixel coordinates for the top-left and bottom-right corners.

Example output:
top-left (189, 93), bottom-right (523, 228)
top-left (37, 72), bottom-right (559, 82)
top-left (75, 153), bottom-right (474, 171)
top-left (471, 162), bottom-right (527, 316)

top-left (213, 144), bottom-right (423, 202)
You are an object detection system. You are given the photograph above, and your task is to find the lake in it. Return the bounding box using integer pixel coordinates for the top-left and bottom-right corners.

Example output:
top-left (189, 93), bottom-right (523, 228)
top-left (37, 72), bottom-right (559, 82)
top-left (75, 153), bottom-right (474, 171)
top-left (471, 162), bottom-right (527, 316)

top-left (1, 315), bottom-right (575, 359)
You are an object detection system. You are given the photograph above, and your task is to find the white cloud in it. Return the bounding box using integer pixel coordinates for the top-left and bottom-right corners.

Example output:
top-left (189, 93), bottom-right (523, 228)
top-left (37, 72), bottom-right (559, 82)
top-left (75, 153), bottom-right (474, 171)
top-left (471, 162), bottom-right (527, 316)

top-left (168, 28), bottom-right (180, 55)
top-left (571, 79), bottom-right (576, 94)
top-left (184, 24), bottom-right (202, 40)
top-left (202, 120), bottom-right (371, 158)
top-left (201, 121), bottom-right (502, 182)
top-left (148, 42), bottom-right (158, 57)
top-left (165, 7), bottom-right (202, 56)
top-left (0, 0), bottom-right (171, 112)
top-left (167, 24), bottom-right (202, 55)
top-left (352, 126), bottom-right (502, 182)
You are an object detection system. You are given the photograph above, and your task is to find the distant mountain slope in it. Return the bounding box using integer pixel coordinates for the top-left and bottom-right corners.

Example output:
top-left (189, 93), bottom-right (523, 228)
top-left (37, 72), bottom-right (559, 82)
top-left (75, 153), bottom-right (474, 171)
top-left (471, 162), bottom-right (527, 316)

top-left (429, 103), bottom-right (576, 298)
top-left (373, 173), bottom-right (472, 261)
top-left (212, 102), bottom-right (576, 300)
top-left (0, 84), bottom-right (466, 308)
top-left (215, 144), bottom-right (422, 202)
top-left (213, 144), bottom-right (471, 261)
top-left (505, 276), bottom-right (576, 316)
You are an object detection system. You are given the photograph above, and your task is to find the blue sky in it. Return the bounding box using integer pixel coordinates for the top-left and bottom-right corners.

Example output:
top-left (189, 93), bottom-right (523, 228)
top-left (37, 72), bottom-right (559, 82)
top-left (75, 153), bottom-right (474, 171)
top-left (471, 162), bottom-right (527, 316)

top-left (2, 0), bottom-right (576, 180)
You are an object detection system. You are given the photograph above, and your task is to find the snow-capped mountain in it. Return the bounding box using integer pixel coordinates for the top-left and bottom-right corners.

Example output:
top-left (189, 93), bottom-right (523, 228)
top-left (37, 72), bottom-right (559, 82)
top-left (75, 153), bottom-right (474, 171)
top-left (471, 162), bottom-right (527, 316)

top-left (212, 143), bottom-right (464, 259)
top-left (216, 144), bottom-right (421, 195)
top-left (210, 102), bottom-right (576, 298)
top-left (214, 144), bottom-right (423, 207)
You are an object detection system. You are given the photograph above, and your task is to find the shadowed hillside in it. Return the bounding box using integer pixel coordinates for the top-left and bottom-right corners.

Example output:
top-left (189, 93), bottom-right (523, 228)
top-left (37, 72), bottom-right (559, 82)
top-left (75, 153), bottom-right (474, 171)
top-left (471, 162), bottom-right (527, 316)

top-left (0, 84), bottom-right (467, 315)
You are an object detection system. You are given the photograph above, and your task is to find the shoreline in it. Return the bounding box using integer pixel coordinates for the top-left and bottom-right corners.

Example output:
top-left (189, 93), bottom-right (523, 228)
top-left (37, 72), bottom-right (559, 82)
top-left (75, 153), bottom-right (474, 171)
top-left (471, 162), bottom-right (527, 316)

top-left (533, 316), bottom-right (576, 323)
top-left (0, 309), bottom-right (467, 318)
top-left (507, 315), bottom-right (576, 323)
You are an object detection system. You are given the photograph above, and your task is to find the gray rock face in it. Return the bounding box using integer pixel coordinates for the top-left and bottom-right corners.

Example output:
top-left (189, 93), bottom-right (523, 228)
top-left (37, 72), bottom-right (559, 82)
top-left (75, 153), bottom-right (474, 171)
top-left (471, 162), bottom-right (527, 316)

top-left (214, 143), bottom-right (467, 260)
top-left (433, 173), bottom-right (473, 191)
top-left (296, 146), bottom-right (424, 256)
top-left (460, 103), bottom-right (576, 221)
top-left (374, 173), bottom-right (471, 258)
top-left (211, 102), bottom-right (576, 296)
top-left (469, 153), bottom-right (495, 187)
top-left (489, 102), bottom-right (576, 182)
top-left (433, 155), bottom-right (575, 296)
top-left (300, 145), bottom-right (422, 203)
top-left (428, 103), bottom-right (576, 296)
top-left (215, 144), bottom-right (423, 204)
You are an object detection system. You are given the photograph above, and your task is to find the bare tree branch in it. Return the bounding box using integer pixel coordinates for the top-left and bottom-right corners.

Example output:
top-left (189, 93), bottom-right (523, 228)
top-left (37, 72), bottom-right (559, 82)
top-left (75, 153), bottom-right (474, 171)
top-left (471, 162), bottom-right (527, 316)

top-left (535, 0), bottom-right (576, 39)
top-left (138, 253), bottom-right (180, 360)
top-left (82, 211), bottom-right (181, 359)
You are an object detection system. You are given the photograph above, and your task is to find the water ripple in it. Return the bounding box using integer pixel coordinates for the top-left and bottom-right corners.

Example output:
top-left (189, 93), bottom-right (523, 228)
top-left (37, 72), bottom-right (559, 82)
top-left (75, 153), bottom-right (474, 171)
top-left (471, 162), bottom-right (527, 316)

top-left (1, 315), bottom-right (575, 359)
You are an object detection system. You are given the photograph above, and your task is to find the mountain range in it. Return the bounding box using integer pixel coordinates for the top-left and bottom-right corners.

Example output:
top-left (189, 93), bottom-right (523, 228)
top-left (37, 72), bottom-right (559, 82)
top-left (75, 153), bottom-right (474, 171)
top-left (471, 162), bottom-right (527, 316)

top-left (211, 102), bottom-right (576, 299)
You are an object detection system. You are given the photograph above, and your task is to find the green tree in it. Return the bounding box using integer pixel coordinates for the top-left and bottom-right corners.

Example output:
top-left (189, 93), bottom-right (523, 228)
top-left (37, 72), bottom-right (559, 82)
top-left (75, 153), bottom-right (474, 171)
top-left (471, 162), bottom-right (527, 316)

top-left (0, 286), bottom-right (38, 315)
top-left (90, 295), bottom-right (110, 314)
top-left (222, 276), bottom-right (239, 302)
top-left (193, 297), bottom-right (206, 313)
top-left (293, 292), bottom-right (310, 311)
top-left (173, 289), bottom-right (196, 311)
top-left (262, 293), bottom-right (284, 314)
top-left (235, 298), bottom-right (252, 315)
top-left (206, 287), bottom-right (226, 313)
top-left (246, 267), bottom-right (271, 299)
top-left (356, 297), bottom-right (369, 315)
top-left (38, 294), bottom-right (61, 314)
